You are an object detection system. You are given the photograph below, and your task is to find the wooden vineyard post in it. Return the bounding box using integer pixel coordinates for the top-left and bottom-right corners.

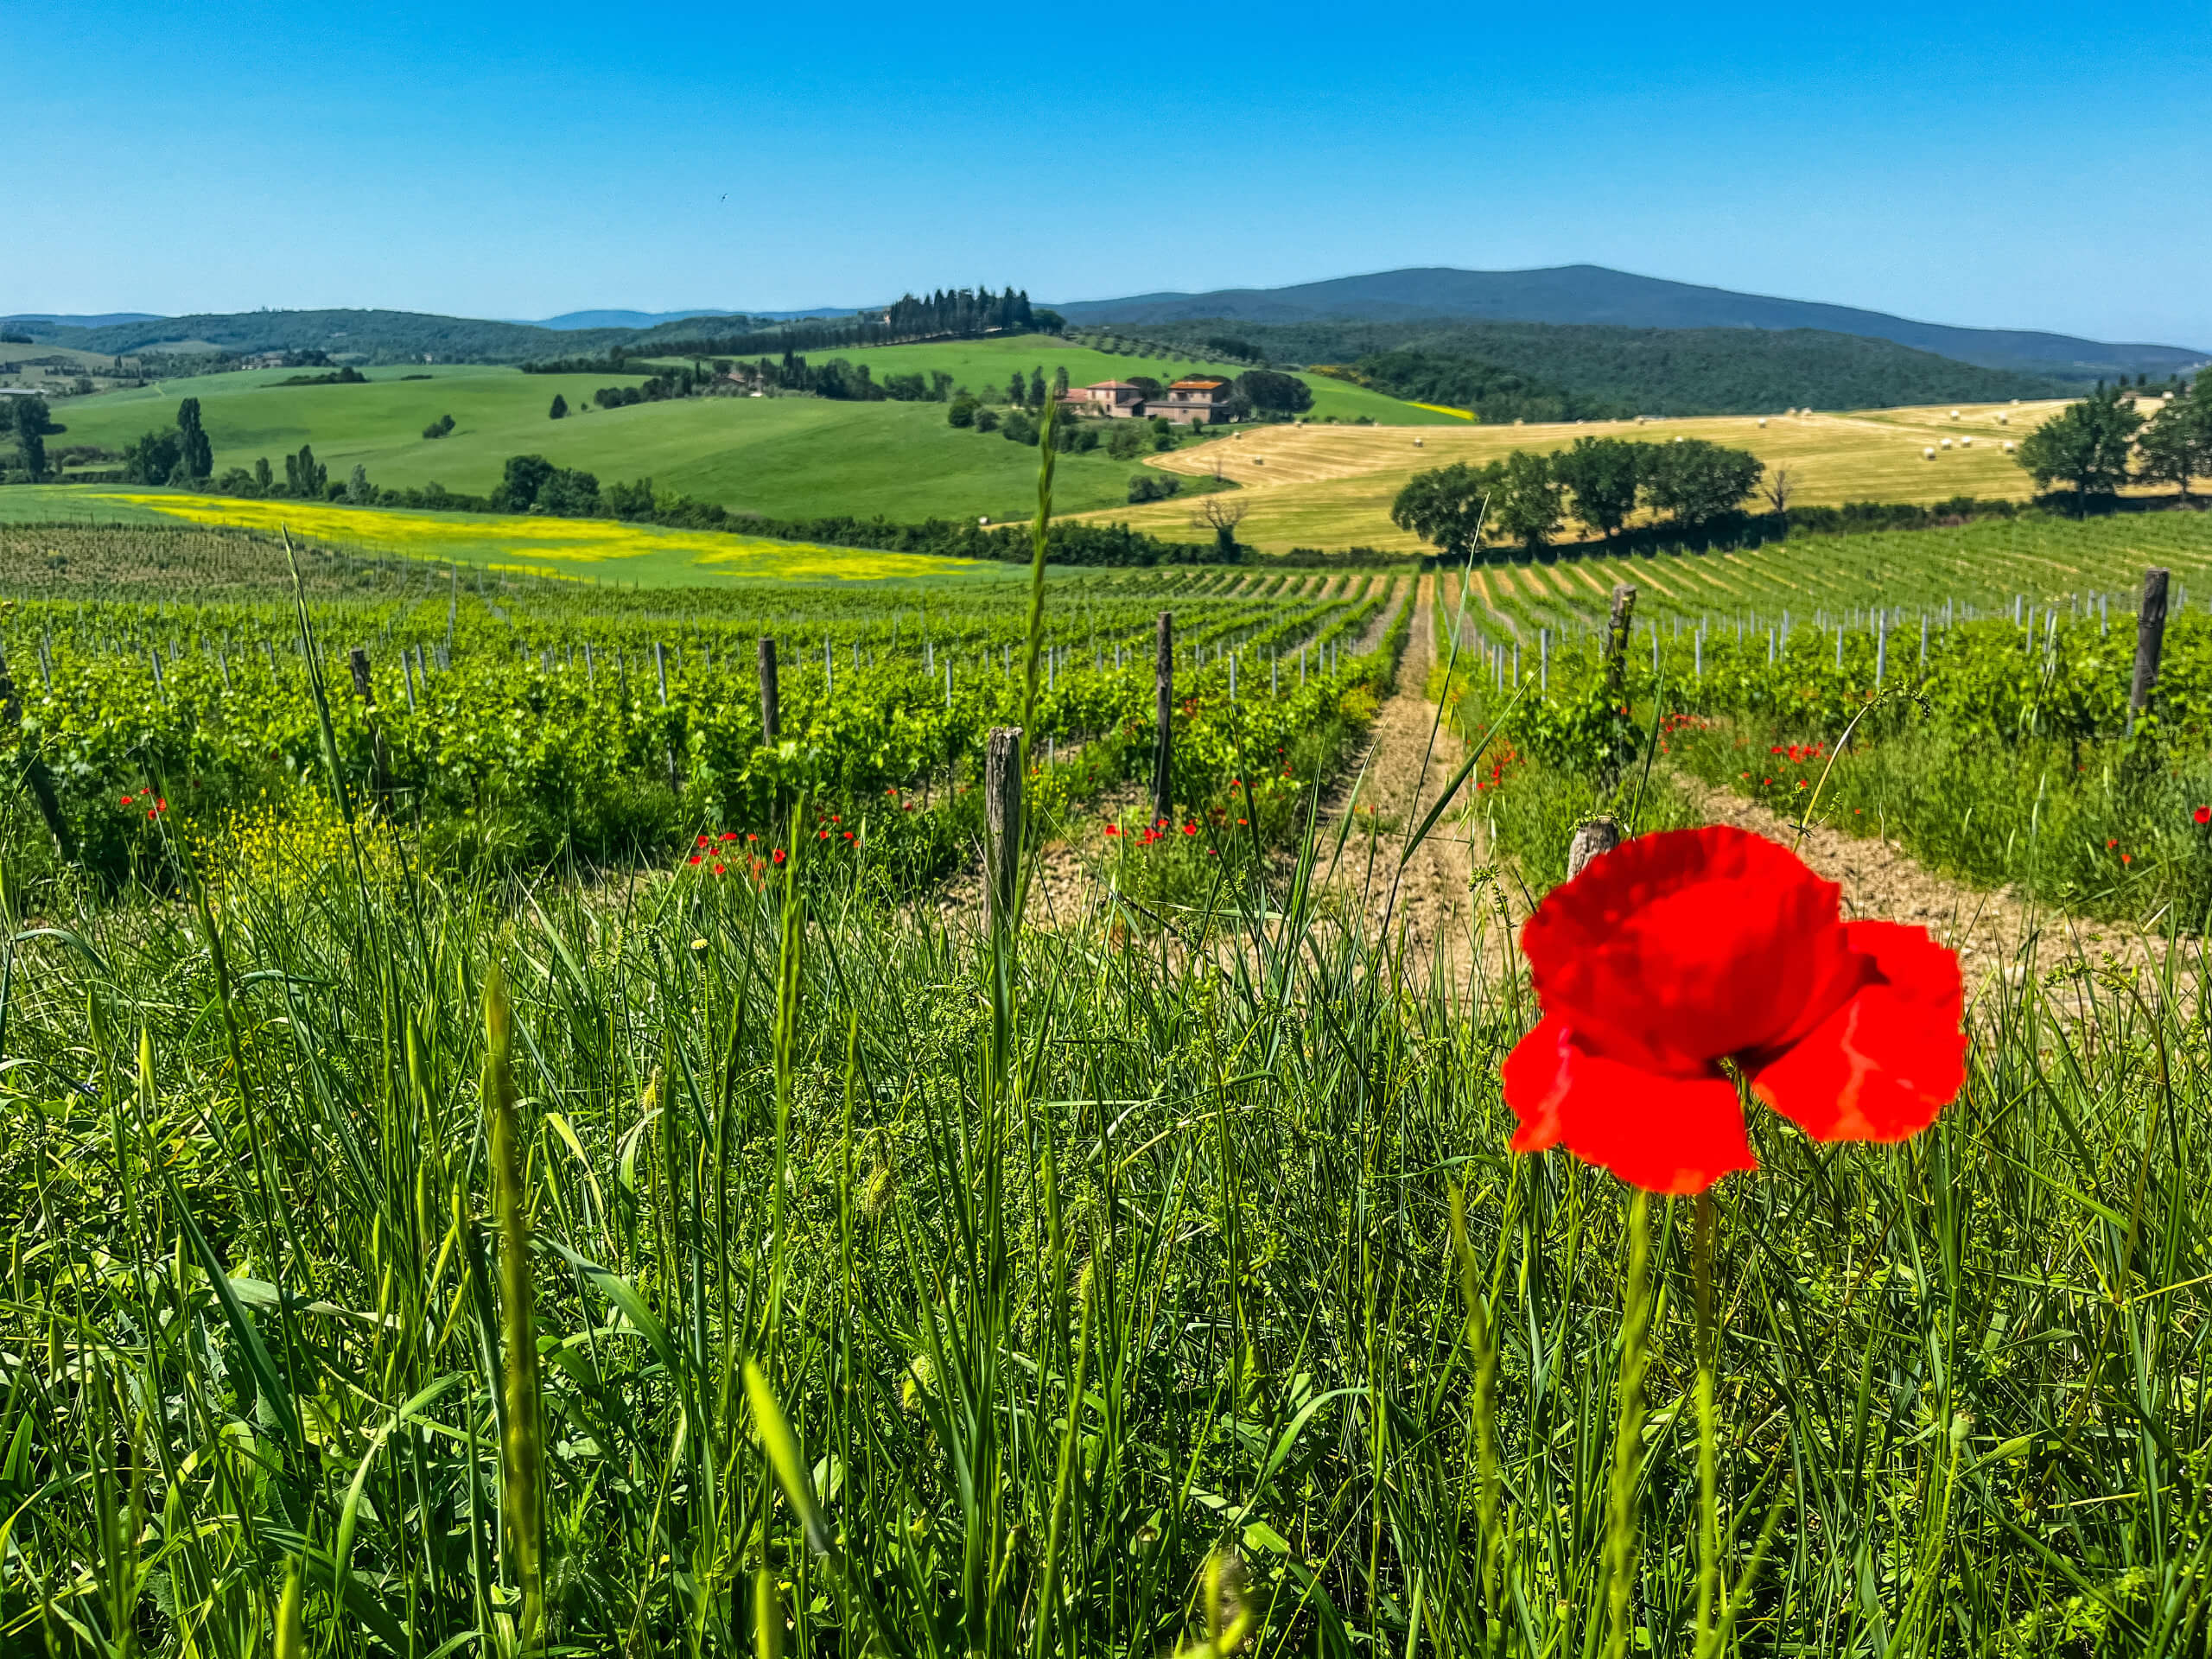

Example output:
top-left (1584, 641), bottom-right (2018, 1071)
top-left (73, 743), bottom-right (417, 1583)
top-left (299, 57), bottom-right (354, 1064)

top-left (653, 641), bottom-right (678, 791)
top-left (348, 647), bottom-right (391, 803)
top-left (984, 725), bottom-right (1023, 931)
top-left (1567, 817), bottom-right (1619, 880)
top-left (0, 647), bottom-right (73, 861)
top-left (1153, 613), bottom-right (1174, 827)
top-left (1605, 585), bottom-right (1637, 680)
top-left (758, 637), bottom-right (780, 742)
top-left (2129, 568), bottom-right (2169, 735)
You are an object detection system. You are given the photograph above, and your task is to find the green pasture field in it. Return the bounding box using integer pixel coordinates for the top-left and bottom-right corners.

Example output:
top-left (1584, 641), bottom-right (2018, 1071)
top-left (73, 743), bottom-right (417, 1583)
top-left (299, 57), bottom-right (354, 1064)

top-left (41, 337), bottom-right (1450, 527)
top-left (632, 333), bottom-right (1468, 427)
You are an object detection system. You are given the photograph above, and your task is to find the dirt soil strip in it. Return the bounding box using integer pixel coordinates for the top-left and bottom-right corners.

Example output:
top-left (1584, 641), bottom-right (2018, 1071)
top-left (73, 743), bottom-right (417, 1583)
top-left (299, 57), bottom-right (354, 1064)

top-left (1671, 772), bottom-right (2190, 995)
top-left (1319, 574), bottom-right (1514, 980)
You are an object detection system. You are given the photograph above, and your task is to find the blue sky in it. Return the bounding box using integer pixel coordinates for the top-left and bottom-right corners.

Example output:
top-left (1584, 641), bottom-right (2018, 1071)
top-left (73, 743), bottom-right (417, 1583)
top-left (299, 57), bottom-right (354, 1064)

top-left (10, 1), bottom-right (2209, 346)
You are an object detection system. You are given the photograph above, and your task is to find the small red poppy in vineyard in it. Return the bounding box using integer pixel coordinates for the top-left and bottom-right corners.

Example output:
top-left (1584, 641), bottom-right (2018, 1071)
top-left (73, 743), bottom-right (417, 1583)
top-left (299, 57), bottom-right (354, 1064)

top-left (2196, 806), bottom-right (2211, 826)
top-left (1503, 826), bottom-right (1965, 1194)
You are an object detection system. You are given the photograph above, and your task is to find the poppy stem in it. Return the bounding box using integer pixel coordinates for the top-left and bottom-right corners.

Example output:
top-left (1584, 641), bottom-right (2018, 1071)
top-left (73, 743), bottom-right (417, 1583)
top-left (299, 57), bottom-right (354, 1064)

top-left (1693, 1191), bottom-right (1723, 1659)
top-left (1602, 1188), bottom-right (1651, 1659)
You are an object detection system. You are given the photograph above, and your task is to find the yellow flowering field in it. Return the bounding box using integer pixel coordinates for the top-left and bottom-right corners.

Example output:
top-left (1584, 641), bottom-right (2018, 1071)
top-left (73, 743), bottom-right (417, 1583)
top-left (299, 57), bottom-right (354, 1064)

top-left (2, 487), bottom-right (990, 585)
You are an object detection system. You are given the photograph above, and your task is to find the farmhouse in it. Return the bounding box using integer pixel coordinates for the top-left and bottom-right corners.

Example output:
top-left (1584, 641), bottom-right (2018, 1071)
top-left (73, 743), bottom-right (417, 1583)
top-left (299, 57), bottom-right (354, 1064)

top-left (1063, 380), bottom-right (1149, 417)
top-left (1149, 378), bottom-right (1233, 425)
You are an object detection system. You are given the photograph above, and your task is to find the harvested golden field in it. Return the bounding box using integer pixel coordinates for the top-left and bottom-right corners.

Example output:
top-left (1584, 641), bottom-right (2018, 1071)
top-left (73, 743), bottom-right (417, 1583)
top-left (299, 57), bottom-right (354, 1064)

top-left (1083, 397), bottom-right (2194, 553)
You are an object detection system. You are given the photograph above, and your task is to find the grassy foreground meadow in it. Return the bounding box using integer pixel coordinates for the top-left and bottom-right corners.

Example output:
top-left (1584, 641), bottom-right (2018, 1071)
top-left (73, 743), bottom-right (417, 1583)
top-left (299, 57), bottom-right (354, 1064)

top-left (3, 508), bottom-right (2212, 1656)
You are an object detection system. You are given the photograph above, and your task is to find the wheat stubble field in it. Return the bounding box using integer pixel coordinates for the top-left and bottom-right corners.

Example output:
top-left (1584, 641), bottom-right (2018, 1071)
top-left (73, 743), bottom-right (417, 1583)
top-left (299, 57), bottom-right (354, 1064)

top-left (1084, 398), bottom-right (2155, 551)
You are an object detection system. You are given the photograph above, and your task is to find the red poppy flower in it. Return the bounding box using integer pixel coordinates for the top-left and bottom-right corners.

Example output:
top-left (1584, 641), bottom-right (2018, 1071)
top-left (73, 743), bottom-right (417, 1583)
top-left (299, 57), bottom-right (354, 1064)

top-left (2121, 853), bottom-right (2133, 866)
top-left (1105, 823), bottom-right (1122, 836)
top-left (121, 794), bottom-right (135, 806)
top-left (1503, 826), bottom-right (1964, 1195)
top-left (688, 855), bottom-right (702, 866)
top-left (720, 830), bottom-right (737, 842)
top-left (712, 862), bottom-right (726, 874)
top-left (2107, 838), bottom-right (2119, 849)
top-left (2196, 806), bottom-right (2211, 826)
top-left (697, 835), bottom-right (710, 848)
top-left (772, 848), bottom-right (786, 865)
top-left (1182, 823), bottom-right (1197, 836)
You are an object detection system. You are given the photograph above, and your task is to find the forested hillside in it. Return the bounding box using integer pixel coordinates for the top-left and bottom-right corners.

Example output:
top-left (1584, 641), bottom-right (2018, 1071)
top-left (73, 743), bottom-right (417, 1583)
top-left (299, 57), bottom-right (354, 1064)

top-left (1125, 318), bottom-right (2069, 415)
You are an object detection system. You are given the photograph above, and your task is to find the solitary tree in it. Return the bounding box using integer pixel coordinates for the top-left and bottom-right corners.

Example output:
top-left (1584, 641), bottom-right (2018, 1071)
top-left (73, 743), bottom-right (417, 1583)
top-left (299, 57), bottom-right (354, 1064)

top-left (2135, 380), bottom-right (2212, 498)
top-left (549, 393), bottom-right (569, 420)
top-left (1389, 462), bottom-right (1491, 560)
top-left (8, 394), bottom-right (57, 480)
top-left (1484, 450), bottom-right (1566, 551)
top-left (1195, 494), bottom-right (1248, 560)
top-left (1550, 435), bottom-right (1643, 541)
top-left (1640, 439), bottom-right (1764, 529)
top-left (1234, 369), bottom-right (1313, 416)
top-left (2015, 385), bottom-right (2143, 503)
top-left (175, 397), bottom-right (213, 481)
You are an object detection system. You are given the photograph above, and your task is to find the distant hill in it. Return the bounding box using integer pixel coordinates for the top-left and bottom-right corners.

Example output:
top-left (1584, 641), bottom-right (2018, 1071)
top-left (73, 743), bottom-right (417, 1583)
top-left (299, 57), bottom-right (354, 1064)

top-left (13, 308), bottom-right (629, 362)
top-left (1053, 266), bottom-right (2209, 382)
top-left (1116, 317), bottom-right (2067, 416)
top-left (2, 312), bottom-right (166, 328)
top-left (531, 306), bottom-right (861, 329)
top-left (531, 308), bottom-right (747, 330)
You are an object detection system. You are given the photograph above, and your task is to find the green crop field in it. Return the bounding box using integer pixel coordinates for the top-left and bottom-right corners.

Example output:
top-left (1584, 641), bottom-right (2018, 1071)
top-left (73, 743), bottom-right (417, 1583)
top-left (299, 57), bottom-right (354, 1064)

top-left (41, 335), bottom-right (1449, 527)
top-left (1443, 506), bottom-right (2212, 641)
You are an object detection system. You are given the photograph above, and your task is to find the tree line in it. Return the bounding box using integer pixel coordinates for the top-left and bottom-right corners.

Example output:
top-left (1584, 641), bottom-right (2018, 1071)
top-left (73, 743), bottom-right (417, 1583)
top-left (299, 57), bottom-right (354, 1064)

top-left (522, 288), bottom-right (1055, 374)
top-left (2015, 379), bottom-right (2212, 504)
top-left (1132, 317), bottom-right (2069, 416)
top-left (1323, 349), bottom-right (1621, 423)
top-left (1391, 435), bottom-right (1769, 556)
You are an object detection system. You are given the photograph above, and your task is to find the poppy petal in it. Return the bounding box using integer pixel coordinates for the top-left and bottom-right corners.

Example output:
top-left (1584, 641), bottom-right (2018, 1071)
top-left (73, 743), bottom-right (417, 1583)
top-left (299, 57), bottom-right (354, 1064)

top-left (1749, 922), bottom-right (1965, 1144)
top-left (1503, 1014), bottom-right (1754, 1195)
top-left (1521, 826), bottom-right (1865, 1073)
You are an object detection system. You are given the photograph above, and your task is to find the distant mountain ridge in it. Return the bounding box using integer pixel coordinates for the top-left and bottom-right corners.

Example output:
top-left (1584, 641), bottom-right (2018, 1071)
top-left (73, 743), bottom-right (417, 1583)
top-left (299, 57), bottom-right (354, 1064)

top-left (3, 312), bottom-right (166, 328)
top-left (1052, 265), bottom-right (2209, 381)
top-left (531, 306), bottom-right (860, 329)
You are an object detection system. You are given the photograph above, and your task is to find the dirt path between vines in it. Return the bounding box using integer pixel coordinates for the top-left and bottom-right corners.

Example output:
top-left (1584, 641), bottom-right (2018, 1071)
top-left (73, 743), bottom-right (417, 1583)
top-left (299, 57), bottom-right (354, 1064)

top-left (1319, 575), bottom-right (1511, 980)
top-left (1670, 772), bottom-right (2190, 994)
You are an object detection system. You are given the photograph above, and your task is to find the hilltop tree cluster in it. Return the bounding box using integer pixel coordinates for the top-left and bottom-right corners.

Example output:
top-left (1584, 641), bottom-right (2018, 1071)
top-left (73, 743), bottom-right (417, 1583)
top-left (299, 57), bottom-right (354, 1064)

top-left (523, 288), bottom-right (1055, 374)
top-left (1391, 435), bottom-right (1765, 556)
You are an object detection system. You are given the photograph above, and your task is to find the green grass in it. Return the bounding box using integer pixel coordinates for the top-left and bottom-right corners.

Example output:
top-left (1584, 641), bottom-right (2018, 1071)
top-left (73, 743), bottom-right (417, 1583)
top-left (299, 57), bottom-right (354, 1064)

top-left (45, 337), bottom-right (1452, 527)
top-left (6, 743), bottom-right (2210, 1657)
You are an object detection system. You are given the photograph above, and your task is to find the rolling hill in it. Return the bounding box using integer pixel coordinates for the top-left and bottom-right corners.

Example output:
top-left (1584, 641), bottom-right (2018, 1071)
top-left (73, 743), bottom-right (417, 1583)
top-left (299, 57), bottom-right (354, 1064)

top-left (1052, 265), bottom-right (2209, 381)
top-left (36, 340), bottom-right (1444, 524)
